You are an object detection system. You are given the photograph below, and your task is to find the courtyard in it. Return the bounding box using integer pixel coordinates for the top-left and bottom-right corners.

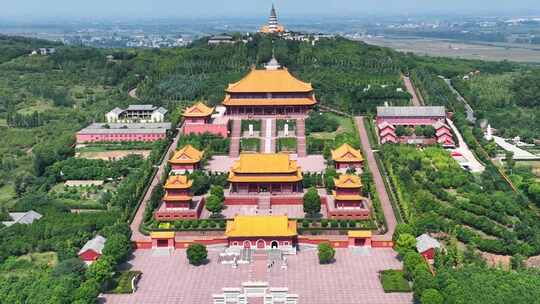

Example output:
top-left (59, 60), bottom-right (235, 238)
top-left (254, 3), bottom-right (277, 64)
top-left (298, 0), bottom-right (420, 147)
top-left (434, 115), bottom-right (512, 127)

top-left (100, 248), bottom-right (412, 304)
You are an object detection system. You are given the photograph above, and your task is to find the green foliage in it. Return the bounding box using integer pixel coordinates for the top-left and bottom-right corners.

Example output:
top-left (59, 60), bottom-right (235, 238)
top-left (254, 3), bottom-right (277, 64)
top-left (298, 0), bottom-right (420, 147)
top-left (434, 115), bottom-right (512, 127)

top-left (205, 195), bottom-right (224, 216)
top-left (303, 187), bottom-right (321, 217)
top-left (86, 256), bottom-right (114, 284)
top-left (186, 243), bottom-right (208, 266)
top-left (395, 234), bottom-right (417, 256)
top-left (393, 223), bottom-right (414, 242)
top-left (317, 242), bottom-right (335, 264)
top-left (102, 233), bottom-right (131, 265)
top-left (380, 270), bottom-right (412, 293)
top-left (421, 289), bottom-right (444, 304)
top-left (306, 112), bottom-right (339, 133)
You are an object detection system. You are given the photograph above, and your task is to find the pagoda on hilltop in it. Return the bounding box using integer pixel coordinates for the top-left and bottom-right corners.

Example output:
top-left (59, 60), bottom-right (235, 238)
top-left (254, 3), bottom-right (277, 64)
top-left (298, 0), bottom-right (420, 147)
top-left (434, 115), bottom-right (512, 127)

top-left (260, 4), bottom-right (285, 34)
top-left (222, 57), bottom-right (317, 116)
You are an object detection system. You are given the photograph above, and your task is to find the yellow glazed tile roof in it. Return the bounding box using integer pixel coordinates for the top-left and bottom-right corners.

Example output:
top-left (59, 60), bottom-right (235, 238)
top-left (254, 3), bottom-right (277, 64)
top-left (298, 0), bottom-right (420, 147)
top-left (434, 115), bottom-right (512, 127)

top-left (334, 174), bottom-right (362, 189)
top-left (223, 96), bottom-right (317, 106)
top-left (348, 230), bottom-right (372, 238)
top-left (150, 231), bottom-right (175, 239)
top-left (163, 194), bottom-right (192, 202)
top-left (226, 216), bottom-right (297, 237)
top-left (332, 191), bottom-right (365, 201)
top-left (169, 145), bottom-right (203, 165)
top-left (331, 143), bottom-right (364, 162)
top-left (183, 102), bottom-right (214, 117)
top-left (226, 68), bottom-right (313, 93)
top-left (164, 175), bottom-right (193, 190)
top-left (232, 154), bottom-right (299, 174)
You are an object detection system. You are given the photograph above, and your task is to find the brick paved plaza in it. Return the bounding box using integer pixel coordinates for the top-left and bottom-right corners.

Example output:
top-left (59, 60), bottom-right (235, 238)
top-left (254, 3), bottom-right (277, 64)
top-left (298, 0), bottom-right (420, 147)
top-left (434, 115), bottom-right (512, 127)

top-left (100, 248), bottom-right (412, 304)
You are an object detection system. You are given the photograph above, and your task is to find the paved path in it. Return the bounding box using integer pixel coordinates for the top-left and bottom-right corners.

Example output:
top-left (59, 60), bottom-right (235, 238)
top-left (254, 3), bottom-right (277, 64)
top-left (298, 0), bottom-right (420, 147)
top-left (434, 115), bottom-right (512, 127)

top-left (130, 128), bottom-right (182, 242)
top-left (446, 118), bottom-right (485, 173)
top-left (442, 77), bottom-right (476, 123)
top-left (403, 76), bottom-right (423, 106)
top-left (264, 118), bottom-right (273, 153)
top-left (355, 117), bottom-right (396, 240)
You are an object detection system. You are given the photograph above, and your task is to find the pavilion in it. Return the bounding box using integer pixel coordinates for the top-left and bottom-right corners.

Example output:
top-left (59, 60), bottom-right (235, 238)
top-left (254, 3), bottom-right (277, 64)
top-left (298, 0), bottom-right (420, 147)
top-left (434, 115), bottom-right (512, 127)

top-left (154, 175), bottom-right (204, 220)
top-left (169, 145), bottom-right (204, 172)
top-left (222, 58), bottom-right (317, 116)
top-left (331, 143), bottom-right (364, 170)
top-left (228, 154), bottom-right (303, 194)
top-left (183, 102), bottom-right (228, 137)
top-left (328, 174), bottom-right (370, 220)
top-left (226, 215), bottom-right (297, 253)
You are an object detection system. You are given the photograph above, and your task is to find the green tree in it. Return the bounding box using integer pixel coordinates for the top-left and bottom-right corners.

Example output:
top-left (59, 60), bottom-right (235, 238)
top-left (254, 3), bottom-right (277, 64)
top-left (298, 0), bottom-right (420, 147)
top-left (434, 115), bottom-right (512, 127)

top-left (303, 187), bottom-right (321, 217)
top-left (403, 251), bottom-right (426, 278)
top-left (421, 288), bottom-right (444, 304)
top-left (186, 243), bottom-right (208, 266)
top-left (102, 233), bottom-right (131, 264)
top-left (205, 195), bottom-right (224, 217)
top-left (317, 242), bottom-right (335, 264)
top-left (74, 279), bottom-right (100, 304)
top-left (395, 233), bottom-right (417, 256)
top-left (528, 182), bottom-right (540, 206)
top-left (393, 223), bottom-right (414, 242)
top-left (86, 257), bottom-right (114, 284)
top-left (210, 185), bottom-right (225, 202)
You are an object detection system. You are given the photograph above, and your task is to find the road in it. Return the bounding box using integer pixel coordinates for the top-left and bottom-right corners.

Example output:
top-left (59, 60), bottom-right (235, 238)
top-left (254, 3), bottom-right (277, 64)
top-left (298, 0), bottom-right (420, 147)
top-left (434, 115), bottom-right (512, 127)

top-left (355, 117), bottom-right (396, 241)
top-left (403, 76), bottom-right (423, 106)
top-left (130, 127), bottom-right (182, 242)
top-left (442, 78), bottom-right (476, 123)
top-left (446, 118), bottom-right (485, 173)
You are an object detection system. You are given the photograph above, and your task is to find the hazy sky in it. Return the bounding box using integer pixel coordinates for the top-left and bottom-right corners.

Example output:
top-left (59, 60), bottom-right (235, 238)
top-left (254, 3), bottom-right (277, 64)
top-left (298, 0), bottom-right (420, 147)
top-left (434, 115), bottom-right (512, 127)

top-left (2, 0), bottom-right (539, 19)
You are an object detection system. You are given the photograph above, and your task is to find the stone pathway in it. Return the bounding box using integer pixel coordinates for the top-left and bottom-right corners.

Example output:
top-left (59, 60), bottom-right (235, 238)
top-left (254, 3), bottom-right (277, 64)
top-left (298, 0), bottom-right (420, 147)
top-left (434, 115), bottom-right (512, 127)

top-left (130, 126), bottom-right (182, 242)
top-left (355, 117), bottom-right (396, 240)
top-left (296, 118), bottom-right (307, 157)
top-left (229, 119), bottom-right (241, 157)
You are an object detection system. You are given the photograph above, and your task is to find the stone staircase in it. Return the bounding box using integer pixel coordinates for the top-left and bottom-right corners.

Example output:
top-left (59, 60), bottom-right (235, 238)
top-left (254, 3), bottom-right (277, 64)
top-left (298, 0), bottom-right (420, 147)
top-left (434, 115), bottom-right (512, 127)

top-left (296, 118), bottom-right (307, 157)
top-left (229, 119), bottom-right (241, 157)
top-left (257, 194), bottom-right (271, 215)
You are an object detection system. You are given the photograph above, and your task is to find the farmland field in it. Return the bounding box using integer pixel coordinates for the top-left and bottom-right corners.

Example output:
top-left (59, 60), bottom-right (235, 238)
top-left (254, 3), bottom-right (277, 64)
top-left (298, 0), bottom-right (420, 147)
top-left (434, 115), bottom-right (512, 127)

top-left (364, 37), bottom-right (540, 63)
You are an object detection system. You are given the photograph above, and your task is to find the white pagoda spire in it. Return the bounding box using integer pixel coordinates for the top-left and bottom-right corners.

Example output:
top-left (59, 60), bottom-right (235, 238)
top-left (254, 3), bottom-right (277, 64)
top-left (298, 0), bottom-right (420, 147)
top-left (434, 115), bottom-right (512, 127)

top-left (268, 4), bottom-right (279, 32)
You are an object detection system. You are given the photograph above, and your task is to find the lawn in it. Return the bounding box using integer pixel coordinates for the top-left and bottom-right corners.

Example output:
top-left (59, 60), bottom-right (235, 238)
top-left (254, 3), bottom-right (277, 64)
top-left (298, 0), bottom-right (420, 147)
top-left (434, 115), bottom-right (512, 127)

top-left (0, 252), bottom-right (58, 278)
top-left (0, 118), bottom-right (7, 127)
top-left (277, 137), bottom-right (297, 152)
top-left (241, 119), bottom-right (261, 132)
top-left (309, 113), bottom-right (356, 141)
top-left (0, 184), bottom-right (16, 207)
top-left (240, 138), bottom-right (261, 152)
top-left (48, 182), bottom-right (115, 210)
top-left (379, 270), bottom-right (412, 293)
top-left (16, 100), bottom-right (55, 114)
top-left (106, 271), bottom-right (143, 294)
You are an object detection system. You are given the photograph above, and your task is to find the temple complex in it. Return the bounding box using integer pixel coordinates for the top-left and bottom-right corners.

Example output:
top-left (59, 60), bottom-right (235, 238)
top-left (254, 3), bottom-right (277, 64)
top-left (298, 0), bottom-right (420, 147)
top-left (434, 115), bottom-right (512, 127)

top-left (260, 4), bottom-right (285, 34)
top-left (331, 143), bottom-right (364, 171)
top-left (225, 215), bottom-right (297, 253)
top-left (328, 174), bottom-right (370, 220)
top-left (183, 102), bottom-right (228, 137)
top-left (376, 106), bottom-right (455, 147)
top-left (222, 59), bottom-right (317, 116)
top-left (154, 175), bottom-right (204, 220)
top-left (228, 154), bottom-right (303, 194)
top-left (169, 145), bottom-right (204, 172)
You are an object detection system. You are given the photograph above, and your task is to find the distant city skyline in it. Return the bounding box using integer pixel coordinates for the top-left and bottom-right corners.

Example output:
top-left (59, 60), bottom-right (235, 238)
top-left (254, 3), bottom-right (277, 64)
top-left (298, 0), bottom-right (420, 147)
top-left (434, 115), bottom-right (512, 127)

top-left (2, 0), bottom-right (540, 20)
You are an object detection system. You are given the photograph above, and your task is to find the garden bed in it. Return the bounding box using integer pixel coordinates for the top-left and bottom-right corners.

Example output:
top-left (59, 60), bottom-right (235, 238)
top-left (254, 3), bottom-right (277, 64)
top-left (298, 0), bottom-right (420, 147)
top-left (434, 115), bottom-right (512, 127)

top-left (106, 271), bottom-right (142, 294)
top-left (277, 137), bottom-right (297, 152)
top-left (240, 138), bottom-right (261, 153)
top-left (379, 270), bottom-right (412, 293)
